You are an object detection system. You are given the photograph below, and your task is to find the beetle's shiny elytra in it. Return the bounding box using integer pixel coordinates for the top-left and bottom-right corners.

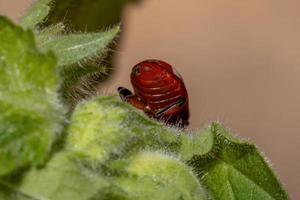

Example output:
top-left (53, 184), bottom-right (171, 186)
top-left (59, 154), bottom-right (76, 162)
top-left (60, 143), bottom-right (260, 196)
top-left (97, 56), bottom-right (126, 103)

top-left (118, 59), bottom-right (189, 128)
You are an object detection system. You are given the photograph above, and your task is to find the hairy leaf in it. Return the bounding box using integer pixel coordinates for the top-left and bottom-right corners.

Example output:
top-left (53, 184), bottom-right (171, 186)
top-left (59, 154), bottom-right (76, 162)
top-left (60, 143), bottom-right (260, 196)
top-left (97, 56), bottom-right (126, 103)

top-left (38, 26), bottom-right (120, 66)
top-left (112, 151), bottom-right (207, 200)
top-left (59, 64), bottom-right (111, 108)
top-left (66, 96), bottom-right (289, 199)
top-left (180, 128), bottom-right (214, 160)
top-left (188, 123), bottom-right (289, 200)
top-left (62, 65), bottom-right (108, 85)
top-left (36, 22), bottom-right (66, 44)
top-left (20, 0), bottom-right (53, 29)
top-left (45, 0), bottom-right (141, 86)
top-left (0, 152), bottom-right (109, 200)
top-left (0, 92), bottom-right (289, 199)
top-left (0, 17), bottom-right (64, 176)
top-left (66, 95), bottom-right (206, 199)
top-left (66, 96), bottom-right (180, 168)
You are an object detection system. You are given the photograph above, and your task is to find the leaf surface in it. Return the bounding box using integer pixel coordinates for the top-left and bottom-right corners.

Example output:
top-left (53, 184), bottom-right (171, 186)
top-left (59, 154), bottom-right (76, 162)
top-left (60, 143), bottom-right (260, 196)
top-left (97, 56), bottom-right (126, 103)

top-left (39, 26), bottom-right (119, 66)
top-left (113, 151), bottom-right (207, 200)
top-left (188, 123), bottom-right (290, 200)
top-left (20, 0), bottom-right (52, 29)
top-left (66, 96), bottom-right (180, 166)
top-left (44, 0), bottom-right (141, 88)
top-left (0, 152), bottom-right (108, 200)
top-left (0, 17), bottom-right (64, 176)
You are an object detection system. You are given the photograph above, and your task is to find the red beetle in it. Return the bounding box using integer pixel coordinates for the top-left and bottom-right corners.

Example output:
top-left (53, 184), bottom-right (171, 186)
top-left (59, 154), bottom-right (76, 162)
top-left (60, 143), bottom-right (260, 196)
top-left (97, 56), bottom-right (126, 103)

top-left (118, 59), bottom-right (189, 128)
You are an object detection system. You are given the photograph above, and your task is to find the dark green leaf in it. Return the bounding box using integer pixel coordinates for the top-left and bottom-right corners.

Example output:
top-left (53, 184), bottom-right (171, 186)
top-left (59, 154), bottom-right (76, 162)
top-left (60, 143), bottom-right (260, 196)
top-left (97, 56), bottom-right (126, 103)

top-left (188, 123), bottom-right (290, 200)
top-left (46, 0), bottom-right (140, 32)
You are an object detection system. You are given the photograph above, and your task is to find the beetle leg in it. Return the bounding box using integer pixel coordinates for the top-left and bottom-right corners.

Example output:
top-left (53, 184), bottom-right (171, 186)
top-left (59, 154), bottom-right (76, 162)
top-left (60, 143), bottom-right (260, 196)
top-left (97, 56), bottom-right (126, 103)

top-left (118, 87), bottom-right (133, 101)
top-left (154, 97), bottom-right (186, 118)
top-left (118, 87), bottom-right (147, 110)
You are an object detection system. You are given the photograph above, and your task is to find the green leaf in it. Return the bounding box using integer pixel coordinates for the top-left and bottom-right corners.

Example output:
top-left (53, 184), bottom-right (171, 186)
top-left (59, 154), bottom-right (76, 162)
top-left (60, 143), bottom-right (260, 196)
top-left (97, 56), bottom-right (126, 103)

top-left (36, 22), bottom-right (65, 44)
top-left (39, 26), bottom-right (120, 66)
top-left (62, 65), bottom-right (108, 85)
top-left (66, 96), bottom-right (180, 168)
top-left (65, 96), bottom-right (196, 198)
top-left (45, 0), bottom-right (140, 86)
top-left (0, 152), bottom-right (109, 200)
top-left (0, 95), bottom-right (205, 200)
top-left (180, 128), bottom-right (214, 160)
top-left (37, 26), bottom-right (120, 107)
top-left (66, 96), bottom-right (206, 199)
top-left (0, 17), bottom-right (64, 176)
top-left (188, 123), bottom-right (289, 200)
top-left (20, 0), bottom-right (53, 29)
top-left (112, 151), bottom-right (207, 200)
top-left (66, 96), bottom-right (289, 200)
top-left (60, 64), bottom-right (109, 107)
top-left (0, 92), bottom-right (288, 199)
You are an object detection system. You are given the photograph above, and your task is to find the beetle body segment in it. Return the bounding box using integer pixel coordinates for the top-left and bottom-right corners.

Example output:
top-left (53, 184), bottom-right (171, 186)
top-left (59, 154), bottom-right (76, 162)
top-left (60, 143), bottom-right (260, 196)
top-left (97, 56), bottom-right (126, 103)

top-left (119, 59), bottom-right (189, 127)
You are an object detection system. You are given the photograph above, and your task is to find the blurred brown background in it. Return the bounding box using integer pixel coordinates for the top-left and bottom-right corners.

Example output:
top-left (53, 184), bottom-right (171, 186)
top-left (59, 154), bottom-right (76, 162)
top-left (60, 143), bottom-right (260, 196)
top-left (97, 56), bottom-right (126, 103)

top-left (1, 0), bottom-right (299, 198)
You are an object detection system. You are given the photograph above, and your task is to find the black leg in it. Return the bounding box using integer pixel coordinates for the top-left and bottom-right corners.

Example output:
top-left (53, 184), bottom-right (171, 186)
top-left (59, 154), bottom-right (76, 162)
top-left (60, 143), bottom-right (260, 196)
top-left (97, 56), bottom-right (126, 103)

top-left (118, 87), bottom-right (133, 101)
